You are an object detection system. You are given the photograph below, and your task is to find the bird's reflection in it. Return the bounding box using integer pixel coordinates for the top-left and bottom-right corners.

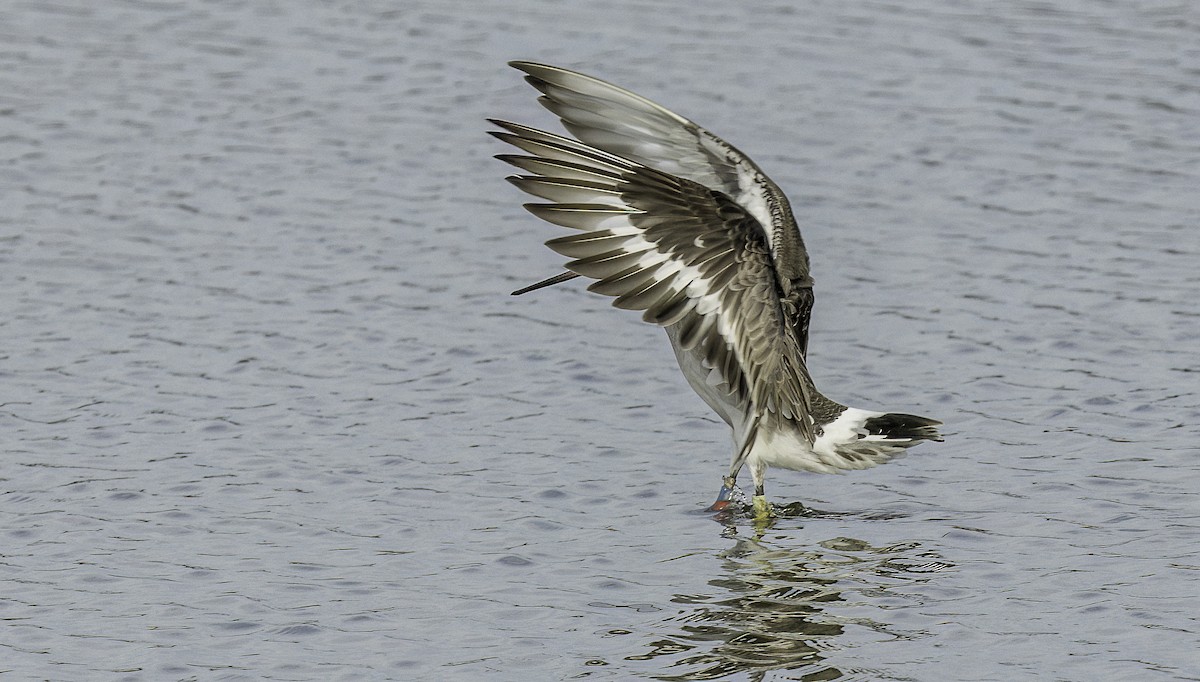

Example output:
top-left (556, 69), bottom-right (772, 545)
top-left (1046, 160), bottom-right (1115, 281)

top-left (628, 513), bottom-right (951, 681)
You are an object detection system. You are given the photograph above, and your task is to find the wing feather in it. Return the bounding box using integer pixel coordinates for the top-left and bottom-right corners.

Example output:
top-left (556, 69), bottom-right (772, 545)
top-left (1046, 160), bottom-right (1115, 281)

top-left (509, 61), bottom-right (813, 285)
top-left (493, 120), bottom-right (815, 440)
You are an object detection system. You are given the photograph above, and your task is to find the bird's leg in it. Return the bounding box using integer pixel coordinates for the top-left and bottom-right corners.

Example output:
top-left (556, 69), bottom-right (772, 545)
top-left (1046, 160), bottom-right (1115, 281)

top-left (752, 484), bottom-right (771, 519)
top-left (750, 460), bottom-right (772, 519)
top-left (711, 427), bottom-right (754, 512)
top-left (707, 475), bottom-right (740, 511)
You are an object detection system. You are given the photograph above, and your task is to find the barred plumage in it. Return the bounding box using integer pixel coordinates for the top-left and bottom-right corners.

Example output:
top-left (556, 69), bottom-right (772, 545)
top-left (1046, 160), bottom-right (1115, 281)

top-left (493, 61), bottom-right (942, 515)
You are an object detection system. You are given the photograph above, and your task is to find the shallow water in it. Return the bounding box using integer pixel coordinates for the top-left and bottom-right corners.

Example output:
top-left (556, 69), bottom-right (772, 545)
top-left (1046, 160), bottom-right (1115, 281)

top-left (3, 1), bottom-right (1198, 680)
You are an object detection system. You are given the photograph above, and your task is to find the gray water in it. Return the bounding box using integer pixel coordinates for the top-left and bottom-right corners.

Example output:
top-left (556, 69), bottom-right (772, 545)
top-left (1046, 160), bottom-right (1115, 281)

top-left (3, 1), bottom-right (1198, 680)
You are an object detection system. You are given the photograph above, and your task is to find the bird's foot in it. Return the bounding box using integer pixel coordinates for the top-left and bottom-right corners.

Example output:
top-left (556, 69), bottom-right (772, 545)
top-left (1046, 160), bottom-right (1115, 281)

top-left (707, 480), bottom-right (743, 512)
top-left (752, 494), bottom-right (773, 520)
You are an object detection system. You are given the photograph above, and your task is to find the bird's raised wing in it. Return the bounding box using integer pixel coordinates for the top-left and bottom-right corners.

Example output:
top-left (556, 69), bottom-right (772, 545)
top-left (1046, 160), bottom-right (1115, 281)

top-left (509, 61), bottom-right (811, 284)
top-left (491, 119), bottom-right (814, 439)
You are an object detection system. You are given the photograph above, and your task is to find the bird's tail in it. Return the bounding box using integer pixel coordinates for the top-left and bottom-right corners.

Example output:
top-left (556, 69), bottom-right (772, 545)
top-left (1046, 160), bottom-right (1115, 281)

top-left (860, 412), bottom-right (943, 444)
top-left (806, 406), bottom-right (943, 472)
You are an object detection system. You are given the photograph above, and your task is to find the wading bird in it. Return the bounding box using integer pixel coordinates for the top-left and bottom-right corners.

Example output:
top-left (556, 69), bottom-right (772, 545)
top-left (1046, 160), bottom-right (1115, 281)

top-left (492, 62), bottom-right (942, 518)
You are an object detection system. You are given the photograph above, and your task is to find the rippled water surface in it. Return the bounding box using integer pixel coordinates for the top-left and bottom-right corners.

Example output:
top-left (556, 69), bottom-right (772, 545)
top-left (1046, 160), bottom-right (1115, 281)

top-left (4, 1), bottom-right (1199, 680)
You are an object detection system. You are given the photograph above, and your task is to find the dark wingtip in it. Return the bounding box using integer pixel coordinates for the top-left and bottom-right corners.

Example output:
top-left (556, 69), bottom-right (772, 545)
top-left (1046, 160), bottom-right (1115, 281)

top-left (508, 60), bottom-right (549, 79)
top-left (508, 60), bottom-right (545, 72)
top-left (510, 271), bottom-right (580, 296)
